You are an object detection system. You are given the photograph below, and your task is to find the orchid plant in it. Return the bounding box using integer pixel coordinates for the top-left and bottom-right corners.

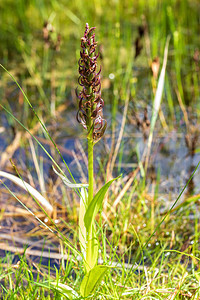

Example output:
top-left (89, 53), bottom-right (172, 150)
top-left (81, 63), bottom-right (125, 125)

top-left (74, 23), bottom-right (118, 296)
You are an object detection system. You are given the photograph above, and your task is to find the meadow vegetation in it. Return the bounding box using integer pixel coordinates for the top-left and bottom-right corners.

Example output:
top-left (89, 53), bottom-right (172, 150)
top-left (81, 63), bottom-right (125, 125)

top-left (0, 0), bottom-right (200, 299)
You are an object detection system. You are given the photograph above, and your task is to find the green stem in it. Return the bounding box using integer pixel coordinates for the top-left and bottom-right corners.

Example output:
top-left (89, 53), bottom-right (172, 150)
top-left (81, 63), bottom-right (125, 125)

top-left (87, 137), bottom-right (94, 206)
top-left (86, 136), bottom-right (94, 272)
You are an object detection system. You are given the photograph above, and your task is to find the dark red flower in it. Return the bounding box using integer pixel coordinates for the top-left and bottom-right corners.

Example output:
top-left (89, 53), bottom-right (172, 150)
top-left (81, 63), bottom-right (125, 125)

top-left (77, 23), bottom-right (106, 141)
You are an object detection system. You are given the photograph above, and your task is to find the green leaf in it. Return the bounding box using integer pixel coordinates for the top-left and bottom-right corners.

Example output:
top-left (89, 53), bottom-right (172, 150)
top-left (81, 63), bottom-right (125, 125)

top-left (80, 265), bottom-right (110, 297)
top-left (79, 187), bottom-right (88, 258)
top-left (53, 166), bottom-right (88, 189)
top-left (85, 225), bottom-right (98, 272)
top-left (84, 176), bottom-right (120, 231)
top-left (30, 281), bottom-right (79, 299)
top-left (50, 282), bottom-right (79, 299)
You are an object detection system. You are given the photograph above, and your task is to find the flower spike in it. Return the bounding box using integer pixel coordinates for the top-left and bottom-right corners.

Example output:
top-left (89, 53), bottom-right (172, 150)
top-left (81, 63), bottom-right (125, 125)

top-left (77, 23), bottom-right (106, 142)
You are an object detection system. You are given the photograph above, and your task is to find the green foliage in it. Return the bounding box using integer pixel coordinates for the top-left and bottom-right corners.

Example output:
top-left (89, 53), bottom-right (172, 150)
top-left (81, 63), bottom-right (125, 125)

top-left (49, 282), bottom-right (79, 299)
top-left (80, 265), bottom-right (111, 297)
top-left (84, 176), bottom-right (120, 232)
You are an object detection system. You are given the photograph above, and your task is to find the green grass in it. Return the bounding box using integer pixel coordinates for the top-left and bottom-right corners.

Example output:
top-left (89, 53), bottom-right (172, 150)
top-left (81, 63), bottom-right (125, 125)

top-left (0, 0), bottom-right (200, 298)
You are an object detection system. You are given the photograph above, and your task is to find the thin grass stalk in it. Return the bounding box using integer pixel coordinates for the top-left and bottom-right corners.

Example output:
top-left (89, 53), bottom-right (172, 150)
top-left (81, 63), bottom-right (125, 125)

top-left (0, 170), bottom-right (53, 215)
top-left (145, 36), bottom-right (170, 172)
top-left (110, 96), bottom-right (129, 173)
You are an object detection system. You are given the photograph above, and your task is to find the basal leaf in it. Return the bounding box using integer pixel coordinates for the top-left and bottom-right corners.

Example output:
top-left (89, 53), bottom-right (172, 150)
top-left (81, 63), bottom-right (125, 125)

top-left (85, 225), bottom-right (98, 272)
top-left (80, 265), bottom-right (110, 297)
top-left (50, 282), bottom-right (79, 299)
top-left (84, 176), bottom-right (120, 231)
top-left (31, 281), bottom-right (79, 299)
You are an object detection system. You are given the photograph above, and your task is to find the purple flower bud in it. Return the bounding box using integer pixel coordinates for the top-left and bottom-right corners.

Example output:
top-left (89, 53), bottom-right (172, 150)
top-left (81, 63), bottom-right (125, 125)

top-left (77, 24), bottom-right (106, 141)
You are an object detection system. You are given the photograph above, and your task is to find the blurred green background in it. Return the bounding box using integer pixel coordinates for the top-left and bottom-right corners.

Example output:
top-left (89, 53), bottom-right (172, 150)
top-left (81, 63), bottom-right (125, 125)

top-left (0, 0), bottom-right (199, 117)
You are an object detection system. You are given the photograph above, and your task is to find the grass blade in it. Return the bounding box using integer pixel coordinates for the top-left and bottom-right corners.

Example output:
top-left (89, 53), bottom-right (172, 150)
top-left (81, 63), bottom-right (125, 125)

top-left (0, 171), bottom-right (53, 214)
top-left (145, 36), bottom-right (171, 170)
